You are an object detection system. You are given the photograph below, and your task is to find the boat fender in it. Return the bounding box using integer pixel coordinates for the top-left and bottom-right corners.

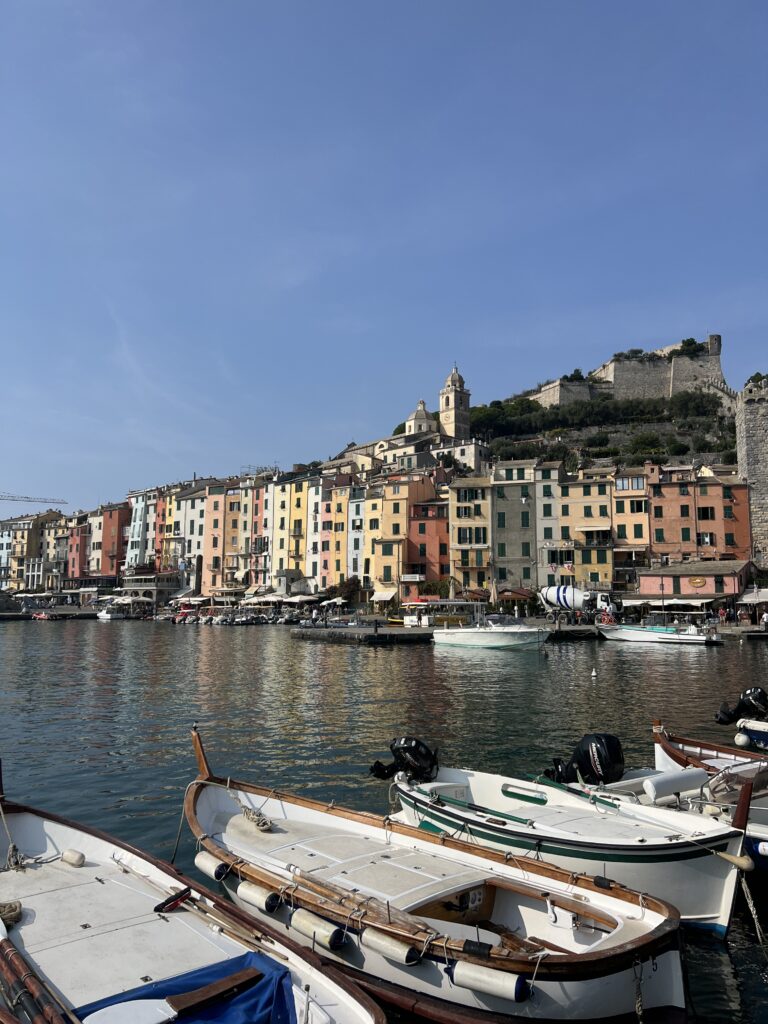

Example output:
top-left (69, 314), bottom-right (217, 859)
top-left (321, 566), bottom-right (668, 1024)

top-left (360, 928), bottom-right (420, 965)
top-left (194, 850), bottom-right (229, 882)
top-left (61, 848), bottom-right (86, 868)
top-left (447, 960), bottom-right (530, 1003)
top-left (237, 880), bottom-right (281, 914)
top-left (290, 909), bottom-right (346, 951)
top-left (462, 939), bottom-right (493, 959)
top-left (734, 732), bottom-right (751, 748)
top-left (593, 875), bottom-right (612, 889)
top-left (756, 842), bottom-right (768, 858)
top-left (642, 768), bottom-right (709, 803)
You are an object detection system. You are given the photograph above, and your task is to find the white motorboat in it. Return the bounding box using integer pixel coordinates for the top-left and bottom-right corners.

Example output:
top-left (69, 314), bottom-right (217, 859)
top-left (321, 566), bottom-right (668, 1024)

top-left (432, 620), bottom-right (547, 649)
top-left (0, 795), bottom-right (385, 1024)
top-left (597, 622), bottom-right (722, 645)
top-left (375, 736), bottom-right (750, 936)
top-left (185, 729), bottom-right (686, 1023)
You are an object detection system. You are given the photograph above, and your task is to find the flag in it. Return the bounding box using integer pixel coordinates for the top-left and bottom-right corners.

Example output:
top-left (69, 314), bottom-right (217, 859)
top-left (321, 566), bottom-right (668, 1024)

top-left (564, 562), bottom-right (574, 573)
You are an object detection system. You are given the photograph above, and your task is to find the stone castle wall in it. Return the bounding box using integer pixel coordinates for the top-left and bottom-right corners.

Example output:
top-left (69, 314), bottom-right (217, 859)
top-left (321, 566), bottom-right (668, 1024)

top-left (532, 334), bottom-right (726, 408)
top-left (737, 379), bottom-right (768, 566)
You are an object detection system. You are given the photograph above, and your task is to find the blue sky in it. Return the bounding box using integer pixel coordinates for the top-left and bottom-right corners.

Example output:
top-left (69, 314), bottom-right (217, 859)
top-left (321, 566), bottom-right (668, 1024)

top-left (2, 1), bottom-right (766, 514)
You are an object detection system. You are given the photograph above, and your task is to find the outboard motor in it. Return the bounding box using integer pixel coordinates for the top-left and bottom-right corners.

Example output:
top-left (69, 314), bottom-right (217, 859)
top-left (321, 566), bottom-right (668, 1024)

top-left (370, 737), bottom-right (439, 782)
top-left (546, 733), bottom-right (625, 786)
top-left (715, 687), bottom-right (768, 725)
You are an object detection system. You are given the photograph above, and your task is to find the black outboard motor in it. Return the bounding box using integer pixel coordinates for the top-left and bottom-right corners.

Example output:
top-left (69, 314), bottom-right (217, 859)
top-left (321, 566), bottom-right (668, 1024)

top-left (370, 737), bottom-right (439, 782)
top-left (546, 733), bottom-right (625, 786)
top-left (715, 686), bottom-right (768, 725)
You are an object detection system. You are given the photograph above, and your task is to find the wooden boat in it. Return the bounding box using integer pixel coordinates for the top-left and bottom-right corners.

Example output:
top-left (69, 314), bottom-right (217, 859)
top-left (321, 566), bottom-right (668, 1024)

top-left (0, 787), bottom-right (385, 1024)
top-left (381, 739), bottom-right (751, 936)
top-left (185, 729), bottom-right (686, 1023)
top-left (597, 622), bottom-right (722, 645)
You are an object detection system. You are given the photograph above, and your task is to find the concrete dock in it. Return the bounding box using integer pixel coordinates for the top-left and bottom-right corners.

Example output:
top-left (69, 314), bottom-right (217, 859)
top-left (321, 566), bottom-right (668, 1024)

top-left (290, 625), bottom-right (433, 646)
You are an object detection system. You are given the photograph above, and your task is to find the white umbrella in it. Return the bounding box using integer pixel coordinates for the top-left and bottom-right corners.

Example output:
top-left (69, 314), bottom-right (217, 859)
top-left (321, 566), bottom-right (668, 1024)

top-left (448, 577), bottom-right (456, 601)
top-left (489, 578), bottom-right (499, 605)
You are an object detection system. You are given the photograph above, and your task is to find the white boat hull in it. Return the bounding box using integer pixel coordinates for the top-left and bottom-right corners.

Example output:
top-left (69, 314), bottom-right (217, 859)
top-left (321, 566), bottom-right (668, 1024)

top-left (433, 624), bottom-right (547, 649)
top-left (598, 623), bottom-right (721, 645)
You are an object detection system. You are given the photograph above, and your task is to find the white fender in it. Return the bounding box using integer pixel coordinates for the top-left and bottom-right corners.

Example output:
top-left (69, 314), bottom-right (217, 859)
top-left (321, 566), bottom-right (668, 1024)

top-left (642, 768), bottom-right (709, 802)
top-left (360, 927), bottom-right (419, 965)
top-left (450, 960), bottom-right (530, 1002)
top-left (291, 908), bottom-right (346, 951)
top-left (62, 848), bottom-right (86, 867)
top-left (194, 850), bottom-right (228, 882)
top-left (237, 880), bottom-right (281, 914)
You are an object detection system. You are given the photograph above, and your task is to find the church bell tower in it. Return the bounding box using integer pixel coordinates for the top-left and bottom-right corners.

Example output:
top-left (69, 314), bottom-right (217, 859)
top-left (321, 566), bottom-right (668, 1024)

top-left (439, 365), bottom-right (471, 440)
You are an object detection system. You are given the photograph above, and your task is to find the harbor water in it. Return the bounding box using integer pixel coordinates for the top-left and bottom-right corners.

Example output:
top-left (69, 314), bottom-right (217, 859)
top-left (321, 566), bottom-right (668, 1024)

top-left (2, 620), bottom-right (768, 1021)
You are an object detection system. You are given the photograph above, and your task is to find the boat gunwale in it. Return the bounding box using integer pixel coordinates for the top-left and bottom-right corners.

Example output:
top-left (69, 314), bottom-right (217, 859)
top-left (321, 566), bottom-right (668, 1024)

top-left (652, 722), bottom-right (768, 770)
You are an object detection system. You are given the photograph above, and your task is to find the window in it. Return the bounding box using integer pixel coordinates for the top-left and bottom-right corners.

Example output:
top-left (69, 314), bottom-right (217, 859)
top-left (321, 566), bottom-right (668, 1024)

top-left (543, 504), bottom-right (552, 517)
top-left (521, 485), bottom-right (529, 498)
top-left (616, 524), bottom-right (627, 539)
top-left (497, 542), bottom-right (506, 557)
top-left (496, 487), bottom-right (505, 498)
top-left (473, 504), bottom-right (481, 516)
top-left (713, 575), bottom-right (724, 594)
top-left (561, 504), bottom-right (569, 516)
top-left (561, 485), bottom-right (569, 497)
top-left (369, 518), bottom-right (379, 530)
top-left (654, 528), bottom-right (665, 543)
top-left (212, 518), bottom-right (219, 529)
top-left (439, 542), bottom-right (447, 555)
top-left (392, 502), bottom-right (400, 514)
top-left (653, 506), bottom-right (663, 519)
top-left (697, 532), bottom-right (715, 546)
top-left (615, 500), bottom-right (625, 514)
top-left (583, 485), bottom-right (592, 496)
top-left (597, 549), bottom-right (607, 564)
top-left (497, 511), bottom-right (506, 529)
top-left (543, 485), bottom-right (553, 498)
top-left (584, 506), bottom-right (593, 518)
top-left (462, 571), bottom-right (471, 587)
top-left (504, 469), bottom-right (514, 481)
top-left (561, 526), bottom-right (570, 540)
top-left (522, 566), bottom-right (531, 580)
top-left (543, 527), bottom-right (553, 539)
top-left (681, 527), bottom-right (691, 542)
top-left (652, 484), bottom-right (662, 497)
top-left (697, 507), bottom-right (715, 521)
top-left (680, 504), bottom-right (690, 518)
top-left (725, 532), bottom-right (735, 547)
top-left (521, 511), bottom-right (530, 528)
top-left (541, 469), bottom-right (551, 480)
top-left (630, 499), bottom-right (647, 514)
top-left (392, 523), bottom-right (400, 535)
top-left (633, 524), bottom-right (643, 539)
top-left (521, 541), bottom-right (531, 557)
top-left (700, 484), bottom-right (708, 495)
top-left (498, 568), bottom-right (508, 581)
top-left (724, 506), bottom-right (734, 519)
top-left (582, 549), bottom-right (593, 564)
top-left (599, 505), bottom-right (608, 518)
top-left (473, 527), bottom-right (487, 544)
top-left (418, 522), bottom-right (426, 534)
top-left (418, 543), bottom-right (427, 557)
top-left (382, 566), bottom-right (392, 582)
top-left (381, 542), bottom-right (393, 556)
top-left (517, 468), bottom-right (525, 480)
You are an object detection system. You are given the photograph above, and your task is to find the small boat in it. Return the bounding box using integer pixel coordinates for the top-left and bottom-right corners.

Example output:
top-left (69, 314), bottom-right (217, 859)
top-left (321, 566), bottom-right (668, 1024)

top-left (185, 728), bottom-right (686, 1022)
top-left (597, 622), bottom-right (722, 645)
top-left (545, 725), bottom-right (768, 872)
top-left (373, 736), bottom-right (751, 936)
top-left (0, 790), bottom-right (385, 1024)
top-left (96, 606), bottom-right (130, 621)
top-left (432, 620), bottom-right (547, 649)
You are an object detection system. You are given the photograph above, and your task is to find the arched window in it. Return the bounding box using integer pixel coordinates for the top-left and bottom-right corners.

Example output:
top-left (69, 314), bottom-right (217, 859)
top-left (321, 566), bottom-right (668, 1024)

top-left (445, 397), bottom-right (449, 408)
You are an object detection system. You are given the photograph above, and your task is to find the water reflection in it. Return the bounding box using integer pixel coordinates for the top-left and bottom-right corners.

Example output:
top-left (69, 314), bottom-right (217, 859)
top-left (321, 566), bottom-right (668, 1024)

top-left (1, 621), bottom-right (767, 1021)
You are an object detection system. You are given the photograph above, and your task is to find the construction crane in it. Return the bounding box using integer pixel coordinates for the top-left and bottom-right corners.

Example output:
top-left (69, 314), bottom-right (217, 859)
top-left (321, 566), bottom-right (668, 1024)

top-left (0, 493), bottom-right (69, 504)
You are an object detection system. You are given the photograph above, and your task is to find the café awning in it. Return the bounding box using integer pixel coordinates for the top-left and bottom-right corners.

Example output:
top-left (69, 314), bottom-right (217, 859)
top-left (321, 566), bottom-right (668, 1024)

top-left (371, 588), bottom-right (397, 602)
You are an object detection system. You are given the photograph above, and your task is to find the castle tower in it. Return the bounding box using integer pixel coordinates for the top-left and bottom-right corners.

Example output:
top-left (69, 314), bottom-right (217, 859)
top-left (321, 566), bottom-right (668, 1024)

top-left (736, 378), bottom-right (768, 567)
top-left (439, 365), bottom-right (471, 440)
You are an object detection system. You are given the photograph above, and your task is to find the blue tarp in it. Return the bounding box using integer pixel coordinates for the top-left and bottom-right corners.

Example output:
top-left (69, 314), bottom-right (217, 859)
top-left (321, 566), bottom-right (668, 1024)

top-left (75, 952), bottom-right (297, 1024)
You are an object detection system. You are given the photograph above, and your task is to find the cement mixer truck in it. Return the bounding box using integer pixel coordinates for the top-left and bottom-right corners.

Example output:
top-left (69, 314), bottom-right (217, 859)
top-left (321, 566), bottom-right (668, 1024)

top-left (538, 586), bottom-right (620, 624)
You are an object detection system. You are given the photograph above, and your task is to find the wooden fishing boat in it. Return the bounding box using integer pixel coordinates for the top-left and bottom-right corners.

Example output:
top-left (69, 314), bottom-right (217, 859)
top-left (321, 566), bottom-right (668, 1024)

top-left (185, 728), bottom-right (687, 1023)
top-left (376, 736), bottom-right (751, 936)
top-left (0, 785), bottom-right (385, 1024)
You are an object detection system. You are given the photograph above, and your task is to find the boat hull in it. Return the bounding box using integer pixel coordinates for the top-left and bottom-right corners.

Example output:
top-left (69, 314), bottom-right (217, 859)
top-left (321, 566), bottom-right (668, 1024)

top-left (395, 775), bottom-right (741, 935)
top-left (598, 624), bottom-right (721, 645)
top-left (432, 626), bottom-right (547, 649)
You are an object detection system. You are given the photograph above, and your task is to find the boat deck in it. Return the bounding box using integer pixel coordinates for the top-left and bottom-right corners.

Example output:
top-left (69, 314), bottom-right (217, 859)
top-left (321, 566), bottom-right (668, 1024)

top-left (4, 850), bottom-right (245, 1009)
top-left (224, 813), bottom-right (488, 911)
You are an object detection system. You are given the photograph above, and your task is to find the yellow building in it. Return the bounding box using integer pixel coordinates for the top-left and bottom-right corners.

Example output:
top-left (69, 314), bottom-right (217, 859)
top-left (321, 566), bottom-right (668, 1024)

top-left (568, 467), bottom-right (615, 590)
top-left (447, 476), bottom-right (492, 592)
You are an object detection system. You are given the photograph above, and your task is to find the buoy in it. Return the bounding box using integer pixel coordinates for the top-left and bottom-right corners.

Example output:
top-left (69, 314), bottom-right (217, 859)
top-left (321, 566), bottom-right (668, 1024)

top-left (194, 850), bottom-right (229, 882)
top-left (360, 928), bottom-right (420, 965)
top-left (290, 908), bottom-right (346, 951)
top-left (734, 732), bottom-right (751, 748)
top-left (61, 848), bottom-right (86, 868)
top-left (237, 880), bottom-right (281, 914)
top-left (449, 960), bottom-right (530, 1002)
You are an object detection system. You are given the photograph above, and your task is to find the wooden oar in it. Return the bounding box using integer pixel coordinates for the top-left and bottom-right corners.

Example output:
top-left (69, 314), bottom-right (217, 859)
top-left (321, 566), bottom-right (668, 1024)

top-left (81, 967), bottom-right (263, 1024)
top-left (0, 916), bottom-right (66, 1024)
